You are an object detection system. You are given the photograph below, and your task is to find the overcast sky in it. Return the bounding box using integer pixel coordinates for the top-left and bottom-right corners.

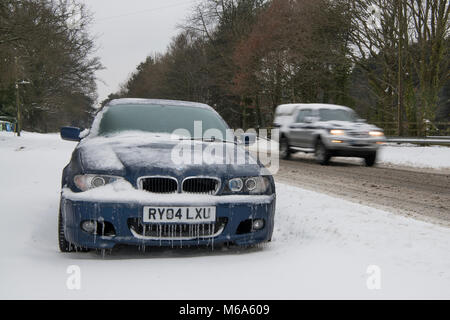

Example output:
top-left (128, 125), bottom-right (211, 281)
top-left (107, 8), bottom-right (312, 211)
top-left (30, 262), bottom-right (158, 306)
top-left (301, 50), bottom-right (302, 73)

top-left (80, 0), bottom-right (199, 105)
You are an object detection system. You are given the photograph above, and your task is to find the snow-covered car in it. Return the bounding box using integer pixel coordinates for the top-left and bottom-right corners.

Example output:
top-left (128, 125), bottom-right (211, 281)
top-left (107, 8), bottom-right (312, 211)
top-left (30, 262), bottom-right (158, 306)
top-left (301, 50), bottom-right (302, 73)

top-left (275, 103), bottom-right (386, 166)
top-left (58, 99), bottom-right (275, 252)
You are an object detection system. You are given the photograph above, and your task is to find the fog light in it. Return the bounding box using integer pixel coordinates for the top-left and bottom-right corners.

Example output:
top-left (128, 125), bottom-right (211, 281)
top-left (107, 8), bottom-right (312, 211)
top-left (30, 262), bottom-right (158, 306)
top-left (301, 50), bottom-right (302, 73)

top-left (81, 220), bottom-right (97, 234)
top-left (252, 219), bottom-right (264, 230)
top-left (331, 139), bottom-right (343, 143)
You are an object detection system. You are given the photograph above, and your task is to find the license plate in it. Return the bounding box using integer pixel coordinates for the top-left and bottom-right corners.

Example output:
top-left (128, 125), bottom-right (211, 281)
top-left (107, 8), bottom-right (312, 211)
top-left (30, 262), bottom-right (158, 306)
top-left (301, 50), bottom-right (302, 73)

top-left (350, 140), bottom-right (367, 145)
top-left (143, 206), bottom-right (216, 223)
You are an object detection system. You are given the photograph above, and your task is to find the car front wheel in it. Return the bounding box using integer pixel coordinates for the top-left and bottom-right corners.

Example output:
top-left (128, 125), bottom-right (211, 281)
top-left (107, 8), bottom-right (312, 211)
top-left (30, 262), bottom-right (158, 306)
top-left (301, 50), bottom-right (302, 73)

top-left (364, 151), bottom-right (377, 167)
top-left (58, 207), bottom-right (89, 253)
top-left (279, 136), bottom-right (291, 160)
top-left (315, 140), bottom-right (331, 165)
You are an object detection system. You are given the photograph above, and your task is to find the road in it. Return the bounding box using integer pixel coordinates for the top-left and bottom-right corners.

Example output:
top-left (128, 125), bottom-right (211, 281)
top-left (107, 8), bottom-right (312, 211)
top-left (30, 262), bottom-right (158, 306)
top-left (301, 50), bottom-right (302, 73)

top-left (275, 154), bottom-right (450, 227)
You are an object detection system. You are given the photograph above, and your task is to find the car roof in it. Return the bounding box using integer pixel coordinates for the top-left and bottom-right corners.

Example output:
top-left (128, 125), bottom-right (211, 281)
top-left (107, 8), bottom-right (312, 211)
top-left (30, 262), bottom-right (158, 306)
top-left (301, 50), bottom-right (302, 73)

top-left (107, 98), bottom-right (214, 111)
top-left (276, 103), bottom-right (352, 112)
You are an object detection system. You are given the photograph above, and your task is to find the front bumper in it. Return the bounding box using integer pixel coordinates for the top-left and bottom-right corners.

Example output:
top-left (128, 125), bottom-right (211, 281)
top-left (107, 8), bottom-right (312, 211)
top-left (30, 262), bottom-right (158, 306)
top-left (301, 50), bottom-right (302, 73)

top-left (323, 135), bottom-right (384, 155)
top-left (61, 193), bottom-right (276, 249)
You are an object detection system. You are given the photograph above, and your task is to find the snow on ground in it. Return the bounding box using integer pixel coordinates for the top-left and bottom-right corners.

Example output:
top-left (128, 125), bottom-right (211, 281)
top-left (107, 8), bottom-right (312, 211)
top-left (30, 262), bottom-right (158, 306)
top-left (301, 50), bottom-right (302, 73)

top-left (251, 138), bottom-right (450, 169)
top-left (0, 131), bottom-right (449, 299)
top-left (378, 144), bottom-right (450, 169)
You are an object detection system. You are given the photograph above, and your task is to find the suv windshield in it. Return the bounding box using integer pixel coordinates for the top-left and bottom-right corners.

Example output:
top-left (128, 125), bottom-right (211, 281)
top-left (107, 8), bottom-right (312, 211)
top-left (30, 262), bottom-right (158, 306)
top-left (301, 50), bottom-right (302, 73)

top-left (319, 109), bottom-right (357, 122)
top-left (97, 104), bottom-right (229, 138)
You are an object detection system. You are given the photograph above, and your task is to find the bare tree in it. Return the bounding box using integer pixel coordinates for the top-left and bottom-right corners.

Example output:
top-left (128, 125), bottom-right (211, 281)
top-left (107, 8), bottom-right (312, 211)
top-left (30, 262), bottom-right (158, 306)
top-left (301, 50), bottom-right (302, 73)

top-left (233, 0), bottom-right (352, 118)
top-left (0, 0), bottom-right (102, 132)
top-left (349, 0), bottom-right (449, 135)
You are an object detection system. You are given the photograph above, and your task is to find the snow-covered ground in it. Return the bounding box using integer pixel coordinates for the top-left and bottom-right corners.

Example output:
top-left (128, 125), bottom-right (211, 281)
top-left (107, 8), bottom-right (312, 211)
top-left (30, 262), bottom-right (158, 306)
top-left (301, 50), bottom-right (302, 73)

top-left (251, 138), bottom-right (450, 169)
top-left (378, 144), bottom-right (450, 169)
top-left (0, 131), bottom-right (449, 299)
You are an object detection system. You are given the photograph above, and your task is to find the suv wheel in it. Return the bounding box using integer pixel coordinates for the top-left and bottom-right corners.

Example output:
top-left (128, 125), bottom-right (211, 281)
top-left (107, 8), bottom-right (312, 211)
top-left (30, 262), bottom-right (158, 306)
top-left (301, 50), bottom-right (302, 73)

top-left (279, 136), bottom-right (291, 160)
top-left (364, 151), bottom-right (377, 167)
top-left (315, 140), bottom-right (331, 165)
top-left (58, 207), bottom-right (89, 253)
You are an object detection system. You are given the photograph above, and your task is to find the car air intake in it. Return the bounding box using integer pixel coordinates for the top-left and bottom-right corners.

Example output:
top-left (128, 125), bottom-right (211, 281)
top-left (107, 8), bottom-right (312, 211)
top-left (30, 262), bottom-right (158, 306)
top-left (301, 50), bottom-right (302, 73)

top-left (140, 177), bottom-right (178, 193)
top-left (128, 217), bottom-right (228, 239)
top-left (182, 177), bottom-right (220, 195)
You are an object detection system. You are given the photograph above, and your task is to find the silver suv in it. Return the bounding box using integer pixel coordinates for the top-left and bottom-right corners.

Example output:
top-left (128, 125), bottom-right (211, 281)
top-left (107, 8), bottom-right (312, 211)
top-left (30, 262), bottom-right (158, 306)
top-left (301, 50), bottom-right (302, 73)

top-left (274, 103), bottom-right (386, 166)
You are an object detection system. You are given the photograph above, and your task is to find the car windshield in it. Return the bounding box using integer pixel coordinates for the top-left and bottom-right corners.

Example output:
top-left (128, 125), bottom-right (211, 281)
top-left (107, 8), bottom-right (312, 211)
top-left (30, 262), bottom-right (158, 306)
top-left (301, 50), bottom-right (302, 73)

top-left (319, 109), bottom-right (357, 122)
top-left (97, 104), bottom-right (229, 138)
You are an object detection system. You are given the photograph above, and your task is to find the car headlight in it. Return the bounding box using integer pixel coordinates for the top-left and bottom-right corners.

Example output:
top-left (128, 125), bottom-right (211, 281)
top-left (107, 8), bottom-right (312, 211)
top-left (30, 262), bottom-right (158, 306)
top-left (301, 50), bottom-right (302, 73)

top-left (226, 176), bottom-right (271, 195)
top-left (228, 178), bottom-right (244, 192)
top-left (369, 131), bottom-right (384, 137)
top-left (74, 174), bottom-right (123, 191)
top-left (330, 129), bottom-right (346, 136)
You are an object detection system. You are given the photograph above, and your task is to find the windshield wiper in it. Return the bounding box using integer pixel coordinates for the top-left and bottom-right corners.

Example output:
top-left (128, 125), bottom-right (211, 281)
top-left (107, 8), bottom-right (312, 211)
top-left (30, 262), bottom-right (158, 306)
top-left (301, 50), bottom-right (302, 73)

top-left (179, 137), bottom-right (236, 144)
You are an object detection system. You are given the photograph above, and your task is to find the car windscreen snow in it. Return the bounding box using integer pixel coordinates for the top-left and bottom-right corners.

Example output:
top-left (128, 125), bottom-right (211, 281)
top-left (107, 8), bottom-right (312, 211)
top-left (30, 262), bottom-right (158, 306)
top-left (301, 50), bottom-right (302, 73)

top-left (97, 104), bottom-right (229, 137)
top-left (318, 109), bottom-right (357, 122)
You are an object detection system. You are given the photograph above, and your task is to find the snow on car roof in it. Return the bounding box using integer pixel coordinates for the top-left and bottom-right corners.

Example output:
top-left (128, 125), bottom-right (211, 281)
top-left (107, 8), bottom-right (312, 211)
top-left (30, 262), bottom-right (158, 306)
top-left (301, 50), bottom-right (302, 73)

top-left (107, 98), bottom-right (214, 111)
top-left (276, 103), bottom-right (352, 112)
top-left (275, 104), bottom-right (298, 115)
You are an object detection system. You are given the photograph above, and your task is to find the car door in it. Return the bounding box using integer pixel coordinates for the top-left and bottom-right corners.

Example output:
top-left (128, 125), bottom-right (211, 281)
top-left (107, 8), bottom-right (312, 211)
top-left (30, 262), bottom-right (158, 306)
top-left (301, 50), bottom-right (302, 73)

top-left (301, 109), bottom-right (318, 148)
top-left (288, 109), bottom-right (313, 147)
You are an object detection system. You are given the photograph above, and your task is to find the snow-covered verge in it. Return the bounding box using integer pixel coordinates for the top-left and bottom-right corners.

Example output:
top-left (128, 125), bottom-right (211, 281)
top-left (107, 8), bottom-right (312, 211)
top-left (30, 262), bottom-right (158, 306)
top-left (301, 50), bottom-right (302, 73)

top-left (250, 138), bottom-right (450, 169)
top-left (0, 131), bottom-right (449, 299)
top-left (378, 144), bottom-right (450, 169)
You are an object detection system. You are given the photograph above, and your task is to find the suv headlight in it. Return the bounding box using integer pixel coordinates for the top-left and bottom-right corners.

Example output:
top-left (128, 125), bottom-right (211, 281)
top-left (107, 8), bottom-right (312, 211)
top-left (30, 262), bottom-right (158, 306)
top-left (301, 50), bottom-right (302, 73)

top-left (330, 129), bottom-right (346, 136)
top-left (369, 131), bottom-right (384, 137)
top-left (225, 176), bottom-right (271, 195)
top-left (74, 174), bottom-right (123, 191)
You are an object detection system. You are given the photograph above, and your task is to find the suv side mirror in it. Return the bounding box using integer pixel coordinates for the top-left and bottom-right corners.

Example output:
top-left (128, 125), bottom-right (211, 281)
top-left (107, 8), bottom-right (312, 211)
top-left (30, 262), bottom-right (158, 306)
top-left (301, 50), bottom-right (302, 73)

top-left (60, 127), bottom-right (81, 141)
top-left (304, 116), bottom-right (315, 124)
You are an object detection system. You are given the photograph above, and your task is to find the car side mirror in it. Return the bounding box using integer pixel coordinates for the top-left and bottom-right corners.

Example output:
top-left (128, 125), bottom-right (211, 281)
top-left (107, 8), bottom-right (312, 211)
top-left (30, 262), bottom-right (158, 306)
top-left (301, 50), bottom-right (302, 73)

top-left (304, 116), bottom-right (315, 124)
top-left (242, 133), bottom-right (257, 146)
top-left (60, 127), bottom-right (81, 141)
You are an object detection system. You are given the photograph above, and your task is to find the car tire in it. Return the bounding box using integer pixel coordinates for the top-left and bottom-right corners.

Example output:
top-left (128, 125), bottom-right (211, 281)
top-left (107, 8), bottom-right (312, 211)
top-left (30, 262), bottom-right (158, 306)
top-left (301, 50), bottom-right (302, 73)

top-left (279, 136), bottom-right (291, 160)
top-left (364, 152), bottom-right (377, 167)
top-left (58, 207), bottom-right (89, 253)
top-left (315, 140), bottom-right (331, 165)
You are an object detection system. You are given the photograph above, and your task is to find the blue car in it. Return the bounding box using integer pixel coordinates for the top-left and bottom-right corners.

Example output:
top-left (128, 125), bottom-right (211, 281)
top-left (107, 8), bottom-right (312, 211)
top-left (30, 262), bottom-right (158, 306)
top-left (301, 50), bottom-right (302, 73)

top-left (59, 99), bottom-right (276, 252)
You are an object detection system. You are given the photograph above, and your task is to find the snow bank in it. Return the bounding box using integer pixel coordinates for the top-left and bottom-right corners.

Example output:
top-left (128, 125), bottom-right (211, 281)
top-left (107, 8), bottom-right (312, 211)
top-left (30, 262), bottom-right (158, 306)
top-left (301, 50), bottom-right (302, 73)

top-left (0, 131), bottom-right (449, 299)
top-left (378, 144), bottom-right (450, 169)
